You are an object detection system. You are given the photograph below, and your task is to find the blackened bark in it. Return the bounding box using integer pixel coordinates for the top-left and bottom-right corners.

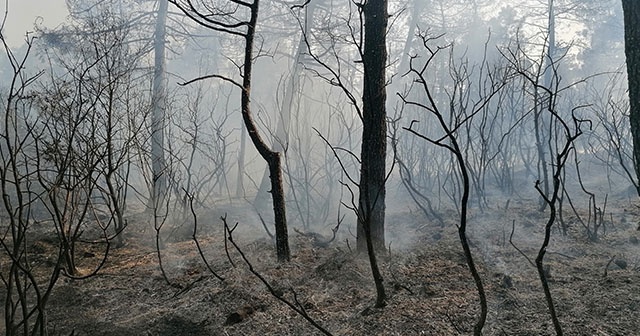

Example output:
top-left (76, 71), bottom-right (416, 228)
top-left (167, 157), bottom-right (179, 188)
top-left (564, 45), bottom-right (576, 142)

top-left (534, 148), bottom-right (570, 336)
top-left (534, 200), bottom-right (563, 336)
top-left (357, 0), bottom-right (388, 253)
top-left (623, 0), bottom-right (640, 196)
top-left (356, 0), bottom-right (388, 309)
top-left (453, 146), bottom-right (488, 335)
top-left (243, 0), bottom-right (290, 262)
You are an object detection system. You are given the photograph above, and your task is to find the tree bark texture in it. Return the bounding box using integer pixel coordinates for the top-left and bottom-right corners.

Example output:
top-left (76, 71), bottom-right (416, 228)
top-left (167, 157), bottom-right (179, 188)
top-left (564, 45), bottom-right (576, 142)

top-left (357, 0), bottom-right (388, 253)
top-left (622, 0), bottom-right (640, 196)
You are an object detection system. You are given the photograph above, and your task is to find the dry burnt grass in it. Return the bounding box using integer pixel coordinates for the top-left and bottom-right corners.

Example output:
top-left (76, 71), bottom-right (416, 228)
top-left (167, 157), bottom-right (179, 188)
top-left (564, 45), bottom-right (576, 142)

top-left (6, 197), bottom-right (640, 336)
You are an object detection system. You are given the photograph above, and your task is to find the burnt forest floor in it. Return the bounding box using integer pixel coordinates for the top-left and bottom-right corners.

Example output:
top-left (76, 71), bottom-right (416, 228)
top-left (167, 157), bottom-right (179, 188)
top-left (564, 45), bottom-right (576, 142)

top-left (9, 193), bottom-right (640, 335)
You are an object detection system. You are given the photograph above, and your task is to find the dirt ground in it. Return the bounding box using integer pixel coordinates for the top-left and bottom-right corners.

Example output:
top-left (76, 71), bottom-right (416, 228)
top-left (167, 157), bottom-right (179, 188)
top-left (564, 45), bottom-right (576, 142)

top-left (5, 192), bottom-right (640, 336)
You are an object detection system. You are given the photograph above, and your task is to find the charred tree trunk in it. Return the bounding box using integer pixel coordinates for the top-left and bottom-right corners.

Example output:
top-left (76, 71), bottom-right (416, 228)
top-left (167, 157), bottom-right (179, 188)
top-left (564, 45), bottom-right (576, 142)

top-left (171, 0), bottom-right (290, 261)
top-left (623, 0), bottom-right (640, 196)
top-left (242, 0), bottom-right (290, 262)
top-left (356, 0), bottom-right (388, 309)
top-left (357, 0), bottom-right (388, 254)
top-left (253, 2), bottom-right (316, 211)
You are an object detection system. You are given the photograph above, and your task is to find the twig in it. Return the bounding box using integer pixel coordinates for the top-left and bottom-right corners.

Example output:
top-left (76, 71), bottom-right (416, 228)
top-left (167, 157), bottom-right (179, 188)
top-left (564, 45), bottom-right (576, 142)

top-left (258, 213), bottom-right (274, 240)
top-left (290, 0), bottom-right (311, 10)
top-left (154, 197), bottom-right (173, 287)
top-left (510, 220), bottom-right (535, 267)
top-left (603, 255), bottom-right (615, 278)
top-left (187, 190), bottom-right (224, 281)
top-left (222, 216), bottom-right (334, 335)
top-left (224, 216), bottom-right (237, 268)
top-left (442, 310), bottom-right (465, 334)
top-left (546, 251), bottom-right (576, 260)
top-left (171, 275), bottom-right (206, 299)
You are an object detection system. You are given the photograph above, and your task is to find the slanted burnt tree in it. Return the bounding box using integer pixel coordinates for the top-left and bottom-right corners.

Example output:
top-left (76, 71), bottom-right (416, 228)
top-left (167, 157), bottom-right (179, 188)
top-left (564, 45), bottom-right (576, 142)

top-left (623, 0), bottom-right (640, 196)
top-left (171, 0), bottom-right (290, 261)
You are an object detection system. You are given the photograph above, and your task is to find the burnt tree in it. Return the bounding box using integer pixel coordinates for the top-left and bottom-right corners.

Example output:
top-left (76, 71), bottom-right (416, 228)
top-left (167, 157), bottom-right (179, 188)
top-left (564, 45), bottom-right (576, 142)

top-left (623, 0), bottom-right (640, 196)
top-left (171, 0), bottom-right (290, 261)
top-left (357, 0), bottom-right (388, 255)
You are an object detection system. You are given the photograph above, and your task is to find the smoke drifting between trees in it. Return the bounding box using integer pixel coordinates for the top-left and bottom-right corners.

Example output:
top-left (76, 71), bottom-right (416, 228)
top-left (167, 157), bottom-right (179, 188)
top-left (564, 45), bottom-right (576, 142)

top-left (0, 0), bottom-right (636, 335)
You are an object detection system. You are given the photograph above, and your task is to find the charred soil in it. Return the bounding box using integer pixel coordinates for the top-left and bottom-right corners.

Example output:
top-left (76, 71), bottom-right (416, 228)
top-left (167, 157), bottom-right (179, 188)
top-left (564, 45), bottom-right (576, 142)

top-left (6, 198), bottom-right (640, 335)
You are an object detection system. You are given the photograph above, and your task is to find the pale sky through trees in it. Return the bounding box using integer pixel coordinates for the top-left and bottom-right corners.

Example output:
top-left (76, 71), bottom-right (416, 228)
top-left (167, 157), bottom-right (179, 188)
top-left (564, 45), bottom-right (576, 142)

top-left (1, 0), bottom-right (68, 47)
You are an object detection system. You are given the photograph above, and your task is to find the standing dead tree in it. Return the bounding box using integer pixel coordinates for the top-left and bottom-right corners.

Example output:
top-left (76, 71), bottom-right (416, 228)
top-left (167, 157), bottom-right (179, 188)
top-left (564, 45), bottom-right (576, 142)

top-left (0, 32), bottom-right (55, 336)
top-left (356, 0), bottom-right (389, 257)
top-left (401, 32), bottom-right (509, 336)
top-left (622, 0), bottom-right (640, 196)
top-left (293, 0), bottom-right (389, 308)
top-left (171, 0), bottom-right (290, 261)
top-left (502, 37), bottom-right (591, 336)
top-left (533, 105), bottom-right (585, 336)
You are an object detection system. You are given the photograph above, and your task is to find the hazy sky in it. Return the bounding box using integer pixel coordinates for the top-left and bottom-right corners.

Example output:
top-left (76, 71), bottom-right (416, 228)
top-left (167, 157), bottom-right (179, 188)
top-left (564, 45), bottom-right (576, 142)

top-left (1, 0), bottom-right (68, 47)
